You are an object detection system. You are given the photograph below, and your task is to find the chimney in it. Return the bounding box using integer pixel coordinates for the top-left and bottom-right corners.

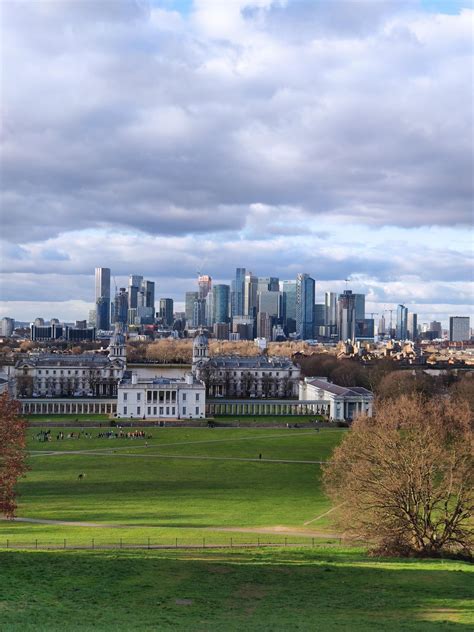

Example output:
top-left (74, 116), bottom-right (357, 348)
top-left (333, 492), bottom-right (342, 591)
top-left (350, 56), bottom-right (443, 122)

top-left (131, 373), bottom-right (138, 385)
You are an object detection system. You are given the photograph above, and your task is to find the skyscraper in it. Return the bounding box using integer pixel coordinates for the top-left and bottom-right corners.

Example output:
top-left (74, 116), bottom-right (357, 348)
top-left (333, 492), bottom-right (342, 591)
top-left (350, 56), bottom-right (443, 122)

top-left (296, 273), bottom-right (315, 340)
top-left (449, 316), bottom-right (470, 342)
top-left (337, 290), bottom-right (356, 341)
top-left (139, 280), bottom-right (155, 310)
top-left (324, 292), bottom-right (338, 338)
top-left (213, 284), bottom-right (230, 324)
top-left (314, 303), bottom-right (326, 337)
top-left (354, 294), bottom-right (365, 320)
top-left (95, 267), bottom-right (111, 330)
top-left (159, 298), bottom-right (174, 327)
top-left (231, 268), bottom-right (246, 317)
top-left (128, 275), bottom-right (143, 310)
top-left (396, 305), bottom-right (408, 340)
top-left (113, 288), bottom-right (129, 326)
top-left (282, 280), bottom-right (297, 334)
top-left (244, 272), bottom-right (258, 319)
top-left (185, 292), bottom-right (198, 325)
top-left (198, 274), bottom-right (212, 299)
top-left (407, 313), bottom-right (418, 341)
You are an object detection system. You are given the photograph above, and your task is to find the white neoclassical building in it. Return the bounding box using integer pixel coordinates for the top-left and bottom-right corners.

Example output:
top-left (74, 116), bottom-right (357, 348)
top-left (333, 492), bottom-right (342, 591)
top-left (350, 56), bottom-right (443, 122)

top-left (117, 372), bottom-right (206, 420)
top-left (299, 377), bottom-right (373, 421)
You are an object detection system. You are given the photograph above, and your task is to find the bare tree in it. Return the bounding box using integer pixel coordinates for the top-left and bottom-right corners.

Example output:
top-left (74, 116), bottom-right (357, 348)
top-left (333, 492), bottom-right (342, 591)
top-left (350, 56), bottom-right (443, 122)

top-left (0, 393), bottom-right (29, 518)
top-left (323, 395), bottom-right (473, 558)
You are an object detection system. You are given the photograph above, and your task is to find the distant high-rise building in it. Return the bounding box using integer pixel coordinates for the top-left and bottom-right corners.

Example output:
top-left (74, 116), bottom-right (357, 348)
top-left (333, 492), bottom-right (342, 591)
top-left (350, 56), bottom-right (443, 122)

top-left (0, 317), bottom-right (15, 337)
top-left (185, 292), bottom-right (198, 325)
top-left (213, 322), bottom-right (230, 340)
top-left (407, 313), bottom-right (418, 341)
top-left (325, 292), bottom-right (338, 338)
top-left (95, 267), bottom-right (111, 330)
top-left (34, 317), bottom-right (45, 327)
top-left (257, 312), bottom-right (272, 340)
top-left (128, 275), bottom-right (143, 310)
top-left (113, 288), bottom-right (129, 327)
top-left (88, 310), bottom-right (96, 328)
top-left (313, 303), bottom-right (325, 337)
top-left (281, 281), bottom-right (297, 334)
top-left (258, 290), bottom-right (280, 319)
top-left (139, 280), bottom-right (155, 310)
top-left (159, 298), bottom-right (174, 327)
top-left (355, 319), bottom-right (375, 339)
top-left (257, 277), bottom-right (279, 293)
top-left (337, 290), bottom-right (356, 341)
top-left (354, 294), bottom-right (365, 320)
top-left (231, 268), bottom-right (246, 317)
top-left (244, 272), bottom-right (258, 319)
top-left (429, 321), bottom-right (442, 338)
top-left (378, 313), bottom-right (386, 336)
top-left (449, 316), bottom-right (470, 342)
top-left (396, 305), bottom-right (408, 340)
top-left (192, 298), bottom-right (206, 328)
top-left (296, 273), bottom-right (315, 340)
top-left (198, 274), bottom-right (212, 299)
top-left (212, 285), bottom-right (230, 324)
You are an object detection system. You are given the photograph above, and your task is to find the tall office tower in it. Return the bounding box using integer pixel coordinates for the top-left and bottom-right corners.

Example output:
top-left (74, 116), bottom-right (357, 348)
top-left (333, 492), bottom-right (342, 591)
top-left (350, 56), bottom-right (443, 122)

top-left (324, 292), bottom-right (338, 338)
top-left (213, 322), bottom-right (230, 340)
top-left (192, 298), bottom-right (206, 328)
top-left (198, 274), bottom-right (212, 299)
top-left (231, 268), bottom-right (246, 317)
top-left (205, 291), bottom-right (214, 326)
top-left (128, 275), bottom-right (143, 310)
top-left (257, 277), bottom-right (279, 293)
top-left (34, 317), bottom-right (45, 326)
top-left (396, 305), bottom-right (408, 340)
top-left (429, 321), bottom-right (442, 338)
top-left (185, 292), bottom-right (198, 325)
top-left (95, 267), bottom-right (111, 330)
top-left (337, 290), bottom-right (356, 341)
top-left (257, 312), bottom-right (272, 340)
top-left (296, 273), bottom-right (315, 340)
top-left (258, 290), bottom-right (280, 320)
top-left (139, 280), bottom-right (155, 310)
top-left (281, 280), bottom-right (297, 334)
top-left (213, 284), bottom-right (230, 324)
top-left (378, 313), bottom-right (386, 336)
top-left (159, 298), bottom-right (174, 327)
top-left (244, 272), bottom-right (258, 319)
top-left (0, 317), bottom-right (15, 337)
top-left (113, 288), bottom-right (129, 326)
top-left (407, 313), bottom-right (418, 341)
top-left (449, 316), bottom-right (470, 342)
top-left (314, 303), bottom-right (326, 337)
top-left (354, 294), bottom-right (365, 320)
top-left (88, 310), bottom-right (96, 327)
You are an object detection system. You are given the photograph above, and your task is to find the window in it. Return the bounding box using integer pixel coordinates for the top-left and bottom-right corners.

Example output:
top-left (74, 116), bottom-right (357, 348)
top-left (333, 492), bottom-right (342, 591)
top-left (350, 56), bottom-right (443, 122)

top-left (172, 391), bottom-right (176, 402)
top-left (195, 407), bottom-right (199, 415)
top-left (159, 407), bottom-right (164, 415)
top-left (123, 393), bottom-right (128, 401)
top-left (147, 391), bottom-right (152, 402)
top-left (147, 407), bottom-right (151, 415)
top-left (124, 406), bottom-right (127, 415)
top-left (137, 393), bottom-right (141, 401)
top-left (183, 406), bottom-right (186, 415)
top-left (172, 407), bottom-right (175, 415)
top-left (137, 407), bottom-right (141, 415)
top-left (166, 406), bottom-right (170, 415)
top-left (153, 406), bottom-right (157, 415)
top-left (195, 393), bottom-right (200, 402)
top-left (46, 370), bottom-right (49, 375)
top-left (39, 370), bottom-right (42, 375)
top-left (182, 393), bottom-right (186, 401)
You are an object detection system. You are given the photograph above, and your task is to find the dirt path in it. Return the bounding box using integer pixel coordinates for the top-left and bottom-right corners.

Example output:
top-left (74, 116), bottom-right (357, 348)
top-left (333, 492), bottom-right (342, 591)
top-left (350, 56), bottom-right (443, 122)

top-left (1, 517), bottom-right (339, 538)
top-left (303, 503), bottom-right (345, 526)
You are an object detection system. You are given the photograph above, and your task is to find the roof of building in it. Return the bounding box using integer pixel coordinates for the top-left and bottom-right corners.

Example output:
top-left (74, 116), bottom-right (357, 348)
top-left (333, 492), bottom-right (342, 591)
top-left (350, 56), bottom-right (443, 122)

top-left (196, 355), bottom-right (297, 369)
top-left (119, 371), bottom-right (203, 386)
top-left (306, 378), bottom-right (373, 398)
top-left (15, 354), bottom-right (122, 368)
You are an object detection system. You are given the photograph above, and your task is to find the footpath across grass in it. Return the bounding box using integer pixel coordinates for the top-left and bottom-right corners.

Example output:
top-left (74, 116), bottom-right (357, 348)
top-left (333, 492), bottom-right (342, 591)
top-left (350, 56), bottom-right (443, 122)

top-left (0, 547), bottom-right (472, 631)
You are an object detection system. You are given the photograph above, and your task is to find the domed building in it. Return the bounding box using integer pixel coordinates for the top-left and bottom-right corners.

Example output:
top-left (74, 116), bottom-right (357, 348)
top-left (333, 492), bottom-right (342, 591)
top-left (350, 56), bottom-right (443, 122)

top-left (192, 331), bottom-right (300, 398)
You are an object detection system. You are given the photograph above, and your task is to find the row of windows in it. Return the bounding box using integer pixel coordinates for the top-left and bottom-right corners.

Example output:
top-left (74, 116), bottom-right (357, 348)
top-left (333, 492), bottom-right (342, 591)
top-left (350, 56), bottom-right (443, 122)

top-left (123, 391), bottom-right (200, 402)
top-left (33, 369), bottom-right (117, 377)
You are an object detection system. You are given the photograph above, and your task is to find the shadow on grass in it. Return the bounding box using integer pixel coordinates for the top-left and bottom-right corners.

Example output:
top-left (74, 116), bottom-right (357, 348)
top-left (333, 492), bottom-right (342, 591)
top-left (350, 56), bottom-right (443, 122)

top-left (0, 548), bottom-right (471, 631)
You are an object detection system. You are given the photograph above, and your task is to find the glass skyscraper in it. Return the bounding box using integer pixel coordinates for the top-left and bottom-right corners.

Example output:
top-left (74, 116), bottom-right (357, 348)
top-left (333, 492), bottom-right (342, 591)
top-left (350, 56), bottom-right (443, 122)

top-left (296, 273), bottom-right (315, 340)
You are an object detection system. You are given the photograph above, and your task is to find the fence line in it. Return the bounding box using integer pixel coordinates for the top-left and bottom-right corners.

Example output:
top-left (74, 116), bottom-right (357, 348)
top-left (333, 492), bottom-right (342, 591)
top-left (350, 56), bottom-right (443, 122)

top-left (0, 537), bottom-right (360, 552)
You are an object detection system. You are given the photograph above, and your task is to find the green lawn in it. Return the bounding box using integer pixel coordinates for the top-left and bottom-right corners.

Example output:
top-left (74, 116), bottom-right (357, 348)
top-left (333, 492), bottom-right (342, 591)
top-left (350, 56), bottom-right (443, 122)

top-left (0, 548), bottom-right (472, 631)
top-left (1, 427), bottom-right (343, 546)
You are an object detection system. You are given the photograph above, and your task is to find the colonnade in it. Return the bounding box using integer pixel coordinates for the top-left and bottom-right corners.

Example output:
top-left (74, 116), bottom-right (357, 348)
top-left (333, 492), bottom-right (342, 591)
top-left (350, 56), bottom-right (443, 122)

top-left (206, 400), bottom-right (330, 417)
top-left (21, 399), bottom-right (116, 415)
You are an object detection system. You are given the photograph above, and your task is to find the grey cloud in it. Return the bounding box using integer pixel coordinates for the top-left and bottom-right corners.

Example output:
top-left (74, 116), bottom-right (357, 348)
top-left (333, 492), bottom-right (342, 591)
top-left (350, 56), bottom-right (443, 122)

top-left (1, 1), bottom-right (472, 244)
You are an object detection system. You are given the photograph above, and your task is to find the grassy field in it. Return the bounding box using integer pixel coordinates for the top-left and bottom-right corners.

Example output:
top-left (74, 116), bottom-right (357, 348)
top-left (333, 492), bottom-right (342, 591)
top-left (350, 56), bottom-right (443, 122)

top-left (1, 426), bottom-right (342, 547)
top-left (0, 548), bottom-right (472, 631)
top-left (2, 423), bottom-right (472, 630)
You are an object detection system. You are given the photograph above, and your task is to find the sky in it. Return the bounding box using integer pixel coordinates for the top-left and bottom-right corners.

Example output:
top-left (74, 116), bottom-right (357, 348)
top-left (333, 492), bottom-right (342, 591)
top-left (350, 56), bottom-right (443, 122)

top-left (0, 0), bottom-right (473, 326)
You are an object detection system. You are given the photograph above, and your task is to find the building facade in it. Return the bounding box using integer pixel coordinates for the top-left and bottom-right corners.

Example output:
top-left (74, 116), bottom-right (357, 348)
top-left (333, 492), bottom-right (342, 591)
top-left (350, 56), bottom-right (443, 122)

top-left (449, 316), bottom-right (470, 342)
top-left (117, 372), bottom-right (206, 419)
top-left (296, 273), bottom-right (315, 340)
top-left (299, 377), bottom-right (373, 421)
top-left (192, 333), bottom-right (300, 398)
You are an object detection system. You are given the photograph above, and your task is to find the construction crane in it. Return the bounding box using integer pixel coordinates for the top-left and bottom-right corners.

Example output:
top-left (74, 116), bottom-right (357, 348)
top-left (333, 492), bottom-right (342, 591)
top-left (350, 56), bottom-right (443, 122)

top-left (369, 312), bottom-right (378, 319)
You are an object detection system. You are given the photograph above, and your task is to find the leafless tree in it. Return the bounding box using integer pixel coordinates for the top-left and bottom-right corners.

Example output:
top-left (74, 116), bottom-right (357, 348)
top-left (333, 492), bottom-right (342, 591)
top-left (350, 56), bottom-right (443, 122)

top-left (323, 395), bottom-right (473, 558)
top-left (0, 393), bottom-right (29, 518)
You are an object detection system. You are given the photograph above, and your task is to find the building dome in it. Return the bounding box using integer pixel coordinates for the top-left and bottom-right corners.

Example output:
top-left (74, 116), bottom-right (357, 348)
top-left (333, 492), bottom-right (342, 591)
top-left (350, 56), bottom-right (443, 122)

top-left (192, 331), bottom-right (209, 365)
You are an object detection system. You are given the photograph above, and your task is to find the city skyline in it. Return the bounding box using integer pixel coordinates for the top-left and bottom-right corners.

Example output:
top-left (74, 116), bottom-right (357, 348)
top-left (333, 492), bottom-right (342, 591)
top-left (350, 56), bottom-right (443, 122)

top-left (1, 1), bottom-right (472, 325)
